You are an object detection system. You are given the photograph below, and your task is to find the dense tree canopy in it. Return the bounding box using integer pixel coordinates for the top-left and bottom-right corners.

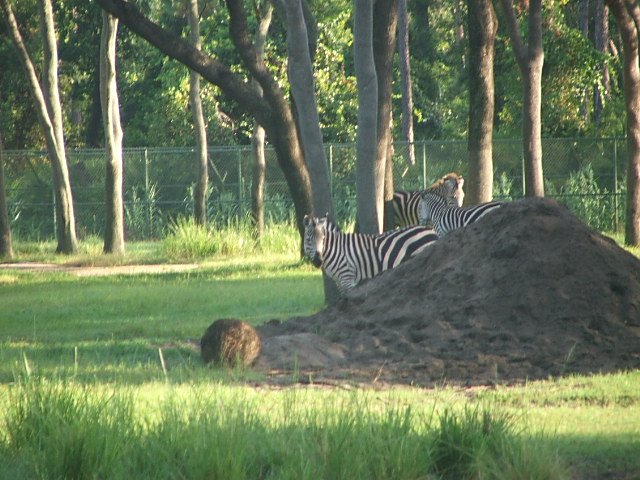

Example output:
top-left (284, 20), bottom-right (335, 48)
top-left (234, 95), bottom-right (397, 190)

top-left (0, 0), bottom-right (628, 151)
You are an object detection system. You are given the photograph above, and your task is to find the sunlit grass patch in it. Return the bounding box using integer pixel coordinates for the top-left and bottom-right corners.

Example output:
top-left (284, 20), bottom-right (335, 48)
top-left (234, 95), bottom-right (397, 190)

top-left (0, 379), bottom-right (569, 480)
top-left (162, 217), bottom-right (300, 260)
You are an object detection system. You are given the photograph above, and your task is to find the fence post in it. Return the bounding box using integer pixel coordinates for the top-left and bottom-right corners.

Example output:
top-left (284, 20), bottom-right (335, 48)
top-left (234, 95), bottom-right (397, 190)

top-left (422, 142), bottom-right (427, 189)
top-left (144, 148), bottom-right (151, 238)
top-left (52, 184), bottom-right (56, 238)
top-left (329, 144), bottom-right (334, 196)
top-left (237, 148), bottom-right (243, 214)
top-left (614, 138), bottom-right (619, 232)
top-left (521, 144), bottom-right (526, 197)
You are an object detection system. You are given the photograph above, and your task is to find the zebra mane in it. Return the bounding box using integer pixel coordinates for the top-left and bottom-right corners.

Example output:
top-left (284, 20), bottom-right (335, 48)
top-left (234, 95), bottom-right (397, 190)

top-left (428, 172), bottom-right (463, 190)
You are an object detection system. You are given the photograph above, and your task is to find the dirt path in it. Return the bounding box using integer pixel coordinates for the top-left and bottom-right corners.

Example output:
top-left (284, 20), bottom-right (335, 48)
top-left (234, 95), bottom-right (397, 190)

top-left (0, 262), bottom-right (199, 277)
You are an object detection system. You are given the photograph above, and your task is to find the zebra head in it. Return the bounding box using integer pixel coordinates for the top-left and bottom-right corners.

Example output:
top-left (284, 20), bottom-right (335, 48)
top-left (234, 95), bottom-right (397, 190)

top-left (303, 215), bottom-right (328, 268)
top-left (435, 172), bottom-right (465, 207)
top-left (418, 173), bottom-right (464, 224)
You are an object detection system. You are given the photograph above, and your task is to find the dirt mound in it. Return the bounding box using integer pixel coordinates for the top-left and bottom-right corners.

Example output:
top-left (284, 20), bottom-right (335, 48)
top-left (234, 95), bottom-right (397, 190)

top-left (258, 198), bottom-right (640, 386)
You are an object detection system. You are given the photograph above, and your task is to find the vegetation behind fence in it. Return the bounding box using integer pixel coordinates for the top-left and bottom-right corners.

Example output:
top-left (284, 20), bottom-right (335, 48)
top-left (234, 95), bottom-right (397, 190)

top-left (3, 138), bottom-right (628, 240)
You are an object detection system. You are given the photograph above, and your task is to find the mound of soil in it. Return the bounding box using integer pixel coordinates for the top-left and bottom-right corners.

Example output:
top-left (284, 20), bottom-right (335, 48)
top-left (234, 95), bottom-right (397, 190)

top-left (257, 198), bottom-right (640, 386)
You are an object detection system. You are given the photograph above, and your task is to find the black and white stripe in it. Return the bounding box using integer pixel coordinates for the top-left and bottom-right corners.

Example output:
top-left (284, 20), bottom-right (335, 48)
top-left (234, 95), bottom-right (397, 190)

top-left (418, 175), bottom-right (503, 236)
top-left (393, 173), bottom-right (465, 227)
top-left (303, 215), bottom-right (438, 292)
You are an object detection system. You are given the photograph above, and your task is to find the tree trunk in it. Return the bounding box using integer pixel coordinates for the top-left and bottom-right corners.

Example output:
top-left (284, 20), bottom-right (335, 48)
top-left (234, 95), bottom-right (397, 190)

top-left (354, 0), bottom-right (380, 234)
top-left (281, 0), bottom-right (334, 221)
top-left (97, 0), bottom-right (313, 240)
top-left (0, 133), bottom-right (13, 259)
top-left (1, 0), bottom-right (78, 253)
top-left (605, 0), bottom-right (640, 245)
top-left (579, 0), bottom-right (590, 122)
top-left (500, 0), bottom-right (545, 197)
top-left (279, 0), bottom-right (339, 304)
top-left (397, 0), bottom-right (415, 165)
top-left (100, 11), bottom-right (125, 254)
top-left (466, 0), bottom-right (497, 204)
top-left (187, 0), bottom-right (209, 226)
top-left (250, 2), bottom-right (272, 239)
top-left (251, 123), bottom-right (266, 237)
top-left (373, 0), bottom-right (398, 232)
top-left (594, 1), bottom-right (610, 126)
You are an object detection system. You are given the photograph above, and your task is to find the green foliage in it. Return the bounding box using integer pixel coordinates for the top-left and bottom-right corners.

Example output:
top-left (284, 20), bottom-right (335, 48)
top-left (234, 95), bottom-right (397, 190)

top-left (125, 183), bottom-right (163, 240)
top-left (493, 171), bottom-right (515, 201)
top-left (162, 216), bottom-right (300, 260)
top-left (0, 380), bottom-right (570, 480)
top-left (554, 163), bottom-right (623, 232)
top-left (3, 379), bottom-right (137, 479)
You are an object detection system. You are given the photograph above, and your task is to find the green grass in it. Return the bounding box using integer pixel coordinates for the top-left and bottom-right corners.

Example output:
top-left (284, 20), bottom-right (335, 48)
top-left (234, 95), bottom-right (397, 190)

top-left (1, 238), bottom-right (639, 479)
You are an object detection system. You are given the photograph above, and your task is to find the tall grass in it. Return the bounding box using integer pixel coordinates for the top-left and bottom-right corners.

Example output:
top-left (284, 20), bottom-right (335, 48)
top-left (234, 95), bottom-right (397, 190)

top-left (0, 379), bottom-right (567, 480)
top-left (162, 216), bottom-right (300, 260)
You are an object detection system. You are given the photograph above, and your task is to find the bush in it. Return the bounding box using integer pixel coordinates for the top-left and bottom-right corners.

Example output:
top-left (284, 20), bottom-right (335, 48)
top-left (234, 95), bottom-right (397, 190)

top-left (162, 216), bottom-right (300, 260)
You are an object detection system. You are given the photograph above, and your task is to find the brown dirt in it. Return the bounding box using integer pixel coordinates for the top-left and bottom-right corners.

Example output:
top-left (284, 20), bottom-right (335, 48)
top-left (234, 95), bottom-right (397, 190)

top-left (256, 197), bottom-right (640, 387)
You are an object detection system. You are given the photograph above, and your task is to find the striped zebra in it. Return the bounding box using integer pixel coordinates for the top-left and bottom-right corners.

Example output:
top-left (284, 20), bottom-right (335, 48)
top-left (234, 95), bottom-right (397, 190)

top-left (393, 173), bottom-right (465, 227)
top-left (303, 215), bottom-right (438, 293)
top-left (418, 175), bottom-right (503, 236)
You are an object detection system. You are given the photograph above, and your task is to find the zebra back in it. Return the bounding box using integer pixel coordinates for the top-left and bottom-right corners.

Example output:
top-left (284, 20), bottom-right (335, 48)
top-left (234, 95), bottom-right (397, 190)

top-left (393, 173), bottom-right (465, 228)
top-left (304, 214), bottom-right (438, 292)
top-left (418, 178), bottom-right (503, 236)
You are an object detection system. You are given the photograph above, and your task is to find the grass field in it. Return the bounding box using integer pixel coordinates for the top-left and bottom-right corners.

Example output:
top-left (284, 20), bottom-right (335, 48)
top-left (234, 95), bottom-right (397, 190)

top-left (1, 234), bottom-right (639, 479)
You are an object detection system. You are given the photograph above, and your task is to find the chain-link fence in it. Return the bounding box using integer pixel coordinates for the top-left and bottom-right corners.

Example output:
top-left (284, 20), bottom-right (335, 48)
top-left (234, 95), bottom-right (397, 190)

top-left (2, 138), bottom-right (629, 240)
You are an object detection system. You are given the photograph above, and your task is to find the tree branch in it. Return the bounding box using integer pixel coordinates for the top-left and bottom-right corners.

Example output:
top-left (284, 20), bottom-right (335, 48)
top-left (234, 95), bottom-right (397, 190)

top-left (499, 0), bottom-right (527, 69)
top-left (96, 0), bottom-right (272, 126)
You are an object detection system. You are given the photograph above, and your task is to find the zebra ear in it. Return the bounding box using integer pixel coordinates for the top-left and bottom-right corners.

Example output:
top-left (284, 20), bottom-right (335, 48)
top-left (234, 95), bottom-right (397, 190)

top-left (457, 176), bottom-right (465, 189)
top-left (303, 215), bottom-right (313, 227)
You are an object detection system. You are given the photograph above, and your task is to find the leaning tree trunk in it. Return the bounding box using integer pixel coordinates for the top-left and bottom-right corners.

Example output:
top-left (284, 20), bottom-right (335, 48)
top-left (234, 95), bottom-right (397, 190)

top-left (500, 0), bottom-right (545, 197)
top-left (467, 0), bottom-right (497, 205)
top-left (354, 0), bottom-right (381, 234)
top-left (1, 0), bottom-right (78, 253)
top-left (100, 11), bottom-right (125, 254)
top-left (373, 0), bottom-right (398, 232)
top-left (605, 0), bottom-right (640, 246)
top-left (0, 133), bottom-right (13, 259)
top-left (187, 0), bottom-right (209, 226)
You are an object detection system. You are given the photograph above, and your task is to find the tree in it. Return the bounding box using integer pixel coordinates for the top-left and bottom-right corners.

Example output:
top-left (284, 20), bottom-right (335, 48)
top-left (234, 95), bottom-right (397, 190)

top-left (187, 0), bottom-right (209, 226)
top-left (276, 0), bottom-right (334, 221)
top-left (499, 0), bottom-right (545, 197)
top-left (100, 11), bottom-right (125, 254)
top-left (0, 132), bottom-right (13, 259)
top-left (275, 0), bottom-right (340, 305)
top-left (397, 0), bottom-right (415, 166)
top-left (250, 2), bottom-right (273, 238)
top-left (605, 0), bottom-right (640, 245)
top-left (97, 0), bottom-right (313, 239)
top-left (373, 0), bottom-right (398, 232)
top-left (1, 0), bottom-right (78, 253)
top-left (354, 0), bottom-right (380, 234)
top-left (594, 0), bottom-right (611, 126)
top-left (467, 0), bottom-right (498, 204)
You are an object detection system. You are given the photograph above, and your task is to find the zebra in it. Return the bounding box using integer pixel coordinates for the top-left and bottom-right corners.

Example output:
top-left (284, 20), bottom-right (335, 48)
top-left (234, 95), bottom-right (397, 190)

top-left (418, 174), bottom-right (503, 236)
top-left (303, 215), bottom-right (438, 293)
top-left (393, 172), bottom-right (465, 227)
